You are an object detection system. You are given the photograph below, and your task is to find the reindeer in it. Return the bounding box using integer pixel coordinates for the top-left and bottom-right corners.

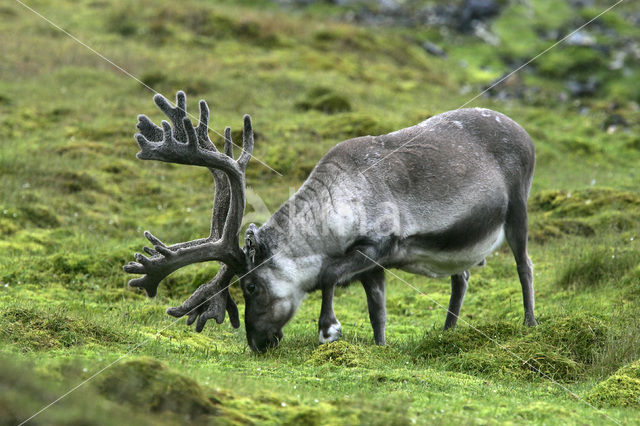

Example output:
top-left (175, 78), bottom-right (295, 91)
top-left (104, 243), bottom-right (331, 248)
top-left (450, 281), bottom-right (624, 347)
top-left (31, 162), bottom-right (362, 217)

top-left (124, 91), bottom-right (536, 352)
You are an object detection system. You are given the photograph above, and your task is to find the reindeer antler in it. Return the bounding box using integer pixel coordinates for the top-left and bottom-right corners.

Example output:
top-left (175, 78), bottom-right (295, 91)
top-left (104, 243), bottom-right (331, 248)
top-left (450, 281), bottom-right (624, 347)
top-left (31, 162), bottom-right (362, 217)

top-left (167, 126), bottom-right (242, 330)
top-left (124, 92), bottom-right (252, 330)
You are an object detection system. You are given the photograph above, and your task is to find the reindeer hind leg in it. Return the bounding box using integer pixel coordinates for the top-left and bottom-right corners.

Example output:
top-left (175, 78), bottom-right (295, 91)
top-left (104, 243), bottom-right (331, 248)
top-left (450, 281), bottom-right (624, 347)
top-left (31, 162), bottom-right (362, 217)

top-left (504, 197), bottom-right (537, 326)
top-left (360, 268), bottom-right (386, 345)
top-left (444, 270), bottom-right (469, 330)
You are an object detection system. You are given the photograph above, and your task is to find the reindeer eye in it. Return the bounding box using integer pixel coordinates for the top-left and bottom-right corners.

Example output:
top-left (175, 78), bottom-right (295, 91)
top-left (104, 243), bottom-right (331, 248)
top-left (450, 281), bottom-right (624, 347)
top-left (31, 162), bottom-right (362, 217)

top-left (246, 283), bottom-right (256, 294)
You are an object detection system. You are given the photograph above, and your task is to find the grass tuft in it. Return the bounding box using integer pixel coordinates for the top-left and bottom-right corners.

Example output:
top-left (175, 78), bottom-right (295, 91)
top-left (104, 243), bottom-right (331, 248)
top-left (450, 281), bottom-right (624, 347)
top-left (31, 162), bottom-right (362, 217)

top-left (557, 246), bottom-right (639, 289)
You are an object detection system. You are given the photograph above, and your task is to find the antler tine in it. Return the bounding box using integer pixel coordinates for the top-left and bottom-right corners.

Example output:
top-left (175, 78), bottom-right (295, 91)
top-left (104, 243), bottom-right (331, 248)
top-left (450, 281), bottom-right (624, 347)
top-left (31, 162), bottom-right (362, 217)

top-left (153, 91), bottom-right (188, 143)
top-left (224, 127), bottom-right (234, 158)
top-left (196, 99), bottom-right (217, 151)
top-left (238, 115), bottom-right (254, 171)
top-left (137, 114), bottom-right (163, 141)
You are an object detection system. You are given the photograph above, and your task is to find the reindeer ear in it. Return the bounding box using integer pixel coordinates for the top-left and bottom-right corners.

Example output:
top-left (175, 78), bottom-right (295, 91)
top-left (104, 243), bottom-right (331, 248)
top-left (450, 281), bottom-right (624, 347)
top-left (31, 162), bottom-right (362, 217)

top-left (245, 223), bottom-right (260, 263)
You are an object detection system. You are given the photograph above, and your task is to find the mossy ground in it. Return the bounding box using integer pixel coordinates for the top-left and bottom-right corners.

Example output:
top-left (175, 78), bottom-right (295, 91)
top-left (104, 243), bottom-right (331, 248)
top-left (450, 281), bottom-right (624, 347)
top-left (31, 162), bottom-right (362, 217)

top-left (587, 360), bottom-right (640, 408)
top-left (1, 0), bottom-right (640, 424)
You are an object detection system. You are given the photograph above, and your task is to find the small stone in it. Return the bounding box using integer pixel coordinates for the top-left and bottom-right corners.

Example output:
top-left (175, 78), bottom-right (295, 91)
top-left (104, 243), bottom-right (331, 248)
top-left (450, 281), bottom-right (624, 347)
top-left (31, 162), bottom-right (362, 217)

top-left (421, 41), bottom-right (447, 58)
top-left (603, 114), bottom-right (628, 131)
top-left (565, 30), bottom-right (596, 47)
top-left (566, 78), bottom-right (599, 98)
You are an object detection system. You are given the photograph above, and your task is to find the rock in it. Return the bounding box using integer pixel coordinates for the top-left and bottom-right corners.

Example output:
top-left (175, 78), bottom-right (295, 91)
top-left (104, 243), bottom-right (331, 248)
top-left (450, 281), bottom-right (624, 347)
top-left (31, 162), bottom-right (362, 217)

top-left (472, 21), bottom-right (500, 45)
top-left (565, 30), bottom-right (596, 47)
top-left (458, 0), bottom-right (501, 33)
top-left (566, 77), bottom-right (599, 98)
top-left (603, 114), bottom-right (628, 132)
top-left (421, 41), bottom-right (447, 58)
top-left (568, 0), bottom-right (595, 7)
top-left (484, 72), bottom-right (526, 100)
top-left (609, 50), bottom-right (627, 70)
top-left (273, 0), bottom-right (502, 33)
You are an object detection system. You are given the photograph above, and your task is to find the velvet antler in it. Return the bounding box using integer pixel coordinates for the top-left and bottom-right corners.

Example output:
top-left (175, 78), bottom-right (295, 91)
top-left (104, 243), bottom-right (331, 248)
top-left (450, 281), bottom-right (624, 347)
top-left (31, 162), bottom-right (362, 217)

top-left (124, 92), bottom-right (252, 330)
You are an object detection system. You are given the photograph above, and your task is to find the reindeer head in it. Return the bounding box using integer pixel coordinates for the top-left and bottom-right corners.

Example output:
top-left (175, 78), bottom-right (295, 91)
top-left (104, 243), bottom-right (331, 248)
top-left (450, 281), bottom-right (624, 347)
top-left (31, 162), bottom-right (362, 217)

top-left (238, 223), bottom-right (309, 352)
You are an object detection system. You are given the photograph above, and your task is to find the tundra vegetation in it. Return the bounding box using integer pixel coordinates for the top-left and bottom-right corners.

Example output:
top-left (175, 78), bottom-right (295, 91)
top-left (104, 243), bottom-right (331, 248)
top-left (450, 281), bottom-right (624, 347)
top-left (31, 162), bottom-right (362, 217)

top-left (1, 0), bottom-right (639, 424)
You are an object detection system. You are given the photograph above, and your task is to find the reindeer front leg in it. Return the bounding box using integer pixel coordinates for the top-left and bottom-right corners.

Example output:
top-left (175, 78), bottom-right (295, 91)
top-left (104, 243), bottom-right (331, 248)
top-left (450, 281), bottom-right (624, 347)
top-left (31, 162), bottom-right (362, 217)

top-left (317, 242), bottom-right (382, 344)
top-left (318, 284), bottom-right (342, 343)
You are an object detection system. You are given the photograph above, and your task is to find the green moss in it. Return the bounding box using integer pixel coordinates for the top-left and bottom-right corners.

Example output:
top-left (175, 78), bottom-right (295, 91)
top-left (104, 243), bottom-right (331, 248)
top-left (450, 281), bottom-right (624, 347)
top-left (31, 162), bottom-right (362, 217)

top-left (542, 315), bottom-right (607, 363)
top-left (309, 341), bottom-right (367, 367)
top-left (97, 358), bottom-right (218, 418)
top-left (536, 46), bottom-right (607, 79)
top-left (0, 355), bottom-right (167, 425)
top-left (296, 87), bottom-right (352, 114)
top-left (19, 205), bottom-right (60, 228)
top-left (530, 188), bottom-right (640, 217)
top-left (140, 70), bottom-right (168, 88)
top-left (42, 249), bottom-right (125, 285)
top-left (586, 360), bottom-right (640, 407)
top-left (0, 205), bottom-right (60, 230)
top-left (108, 2), bottom-right (282, 47)
top-left (0, 217), bottom-right (18, 235)
top-left (515, 401), bottom-right (573, 422)
top-left (50, 252), bottom-right (93, 275)
top-left (106, 6), bottom-right (138, 36)
top-left (1, 306), bottom-right (126, 350)
top-left (446, 340), bottom-right (581, 381)
top-left (414, 321), bottom-right (520, 359)
top-left (2, 0), bottom-right (640, 423)
top-left (529, 188), bottom-right (640, 242)
top-left (617, 359), bottom-right (640, 380)
top-left (414, 314), bottom-right (607, 381)
top-left (530, 218), bottom-right (595, 243)
top-left (54, 171), bottom-right (101, 194)
top-left (284, 408), bottom-right (323, 426)
top-left (319, 113), bottom-right (390, 138)
top-left (580, 6), bottom-right (637, 37)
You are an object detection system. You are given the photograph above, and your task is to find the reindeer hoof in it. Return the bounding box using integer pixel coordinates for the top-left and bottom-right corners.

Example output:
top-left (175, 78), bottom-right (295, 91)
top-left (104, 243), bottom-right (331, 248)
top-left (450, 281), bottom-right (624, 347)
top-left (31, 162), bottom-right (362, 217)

top-left (318, 321), bottom-right (342, 344)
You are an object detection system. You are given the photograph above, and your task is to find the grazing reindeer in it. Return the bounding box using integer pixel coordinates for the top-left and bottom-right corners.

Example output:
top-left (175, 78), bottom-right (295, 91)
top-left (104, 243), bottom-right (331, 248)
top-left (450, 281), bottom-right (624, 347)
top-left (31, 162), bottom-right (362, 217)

top-left (124, 91), bottom-right (536, 352)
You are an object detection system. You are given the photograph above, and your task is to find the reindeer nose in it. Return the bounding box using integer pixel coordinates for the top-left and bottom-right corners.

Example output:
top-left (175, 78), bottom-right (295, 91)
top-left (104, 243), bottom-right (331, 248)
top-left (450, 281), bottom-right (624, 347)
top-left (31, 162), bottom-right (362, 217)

top-left (248, 329), bottom-right (283, 353)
